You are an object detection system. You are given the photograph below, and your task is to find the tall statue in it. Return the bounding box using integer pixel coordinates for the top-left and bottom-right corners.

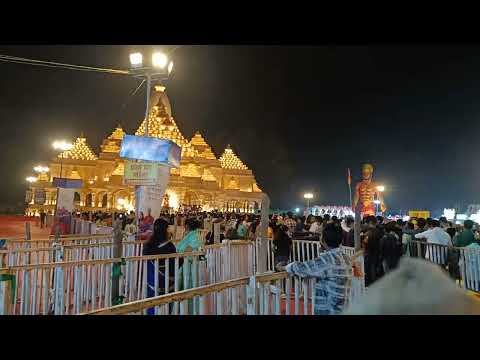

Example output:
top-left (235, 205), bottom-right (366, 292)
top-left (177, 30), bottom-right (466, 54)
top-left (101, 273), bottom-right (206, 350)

top-left (352, 163), bottom-right (386, 217)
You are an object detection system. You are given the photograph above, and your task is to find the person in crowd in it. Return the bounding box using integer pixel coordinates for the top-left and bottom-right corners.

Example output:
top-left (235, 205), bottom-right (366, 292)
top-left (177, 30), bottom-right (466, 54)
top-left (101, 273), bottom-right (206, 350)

top-left (295, 217), bottom-right (305, 234)
top-left (363, 215), bottom-right (383, 286)
top-left (380, 221), bottom-right (402, 274)
top-left (143, 218), bottom-right (180, 315)
top-left (177, 218), bottom-right (202, 254)
top-left (403, 217), bottom-right (427, 258)
top-left (308, 215), bottom-right (323, 237)
top-left (446, 221), bottom-right (457, 241)
top-left (341, 217), bottom-right (355, 247)
top-left (322, 220), bottom-right (343, 249)
top-left (402, 222), bottom-right (414, 255)
top-left (236, 216), bottom-right (248, 239)
top-left (284, 212), bottom-right (297, 236)
top-left (124, 218), bottom-right (137, 237)
top-left (205, 219), bottom-right (225, 245)
top-left (454, 219), bottom-right (475, 247)
top-left (345, 257), bottom-right (480, 315)
top-left (143, 208), bottom-right (155, 227)
top-left (39, 210), bottom-right (46, 229)
top-left (276, 227), bottom-right (354, 315)
top-left (273, 224), bottom-right (292, 269)
top-left (415, 219), bottom-right (451, 265)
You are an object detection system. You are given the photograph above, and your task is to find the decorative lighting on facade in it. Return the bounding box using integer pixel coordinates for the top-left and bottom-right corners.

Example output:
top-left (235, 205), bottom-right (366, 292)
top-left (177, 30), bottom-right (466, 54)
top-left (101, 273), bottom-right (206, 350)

top-left (219, 145), bottom-right (249, 170)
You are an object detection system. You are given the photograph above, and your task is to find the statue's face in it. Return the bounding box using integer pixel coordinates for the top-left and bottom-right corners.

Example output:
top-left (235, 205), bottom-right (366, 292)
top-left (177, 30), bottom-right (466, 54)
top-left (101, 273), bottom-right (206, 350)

top-left (362, 167), bottom-right (372, 180)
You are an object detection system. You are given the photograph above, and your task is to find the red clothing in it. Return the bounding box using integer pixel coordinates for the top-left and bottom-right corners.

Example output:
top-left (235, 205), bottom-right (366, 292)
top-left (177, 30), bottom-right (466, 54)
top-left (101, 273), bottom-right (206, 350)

top-left (143, 215), bottom-right (154, 225)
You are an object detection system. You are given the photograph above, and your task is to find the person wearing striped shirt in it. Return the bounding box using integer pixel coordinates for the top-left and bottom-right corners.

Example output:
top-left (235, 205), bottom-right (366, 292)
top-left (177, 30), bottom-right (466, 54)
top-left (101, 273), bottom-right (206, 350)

top-left (277, 228), bottom-right (353, 315)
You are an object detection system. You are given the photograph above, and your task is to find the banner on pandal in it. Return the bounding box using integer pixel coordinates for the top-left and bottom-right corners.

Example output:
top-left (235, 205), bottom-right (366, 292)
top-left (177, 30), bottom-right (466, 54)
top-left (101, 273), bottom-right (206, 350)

top-left (123, 161), bottom-right (160, 186)
top-left (25, 190), bottom-right (33, 204)
top-left (56, 188), bottom-right (75, 213)
top-left (408, 210), bottom-right (430, 219)
top-left (135, 166), bottom-right (171, 219)
top-left (34, 189), bottom-right (46, 205)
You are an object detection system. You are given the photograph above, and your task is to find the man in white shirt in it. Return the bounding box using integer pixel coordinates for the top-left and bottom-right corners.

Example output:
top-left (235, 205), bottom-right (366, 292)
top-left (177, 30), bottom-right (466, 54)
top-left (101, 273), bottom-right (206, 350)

top-left (415, 219), bottom-right (451, 264)
top-left (309, 216), bottom-right (322, 234)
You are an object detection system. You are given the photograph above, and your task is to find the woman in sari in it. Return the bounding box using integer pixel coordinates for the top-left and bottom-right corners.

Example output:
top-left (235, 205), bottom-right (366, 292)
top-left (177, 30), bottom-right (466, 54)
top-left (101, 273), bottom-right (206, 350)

top-left (143, 218), bottom-right (180, 315)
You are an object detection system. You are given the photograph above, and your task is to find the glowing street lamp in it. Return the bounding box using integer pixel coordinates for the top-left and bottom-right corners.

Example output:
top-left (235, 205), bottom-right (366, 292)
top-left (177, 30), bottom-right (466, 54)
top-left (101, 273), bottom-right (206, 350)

top-left (376, 185), bottom-right (385, 192)
top-left (52, 140), bottom-right (73, 178)
top-left (303, 193), bottom-right (314, 213)
top-left (34, 165), bottom-right (49, 173)
top-left (129, 52), bottom-right (143, 68)
top-left (152, 52), bottom-right (168, 68)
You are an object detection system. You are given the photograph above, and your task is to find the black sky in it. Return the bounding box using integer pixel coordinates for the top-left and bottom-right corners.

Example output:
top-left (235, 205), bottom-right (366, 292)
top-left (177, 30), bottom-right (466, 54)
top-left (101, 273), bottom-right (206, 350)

top-left (1, 45), bottom-right (479, 213)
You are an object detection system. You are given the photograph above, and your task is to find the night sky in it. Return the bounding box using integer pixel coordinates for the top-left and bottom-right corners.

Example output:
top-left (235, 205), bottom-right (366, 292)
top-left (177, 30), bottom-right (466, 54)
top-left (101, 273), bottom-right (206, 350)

top-left (1, 45), bottom-right (479, 214)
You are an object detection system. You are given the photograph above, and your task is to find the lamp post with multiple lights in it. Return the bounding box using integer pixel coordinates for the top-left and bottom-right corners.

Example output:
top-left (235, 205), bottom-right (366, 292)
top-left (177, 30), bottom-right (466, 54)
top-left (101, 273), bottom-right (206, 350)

top-left (375, 185), bottom-right (385, 215)
top-left (128, 50), bottom-right (174, 137)
top-left (52, 140), bottom-right (73, 178)
top-left (304, 193), bottom-right (314, 214)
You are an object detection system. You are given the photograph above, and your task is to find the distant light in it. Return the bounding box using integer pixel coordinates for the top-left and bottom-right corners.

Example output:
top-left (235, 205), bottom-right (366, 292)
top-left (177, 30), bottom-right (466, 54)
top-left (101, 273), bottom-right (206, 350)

top-left (376, 185), bottom-right (385, 192)
top-left (103, 177), bottom-right (110, 182)
top-left (117, 198), bottom-right (125, 206)
top-left (304, 193), bottom-right (313, 199)
top-left (152, 52), bottom-right (168, 68)
top-left (168, 61), bottom-right (174, 74)
top-left (34, 165), bottom-right (49, 173)
top-left (129, 52), bottom-right (143, 68)
top-left (26, 176), bottom-right (37, 183)
top-left (457, 214), bottom-right (467, 221)
top-left (52, 140), bottom-right (73, 152)
top-left (374, 200), bottom-right (381, 204)
top-left (295, 208), bottom-right (300, 213)
top-left (443, 208), bottom-right (455, 221)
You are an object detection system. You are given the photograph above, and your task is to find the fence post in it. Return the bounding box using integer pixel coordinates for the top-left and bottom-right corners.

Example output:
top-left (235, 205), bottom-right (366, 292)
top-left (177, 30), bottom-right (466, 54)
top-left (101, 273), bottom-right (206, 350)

top-left (25, 222), bottom-right (31, 241)
top-left (111, 219), bottom-right (123, 305)
top-left (246, 276), bottom-right (257, 315)
top-left (354, 203), bottom-right (361, 252)
top-left (0, 269), bottom-right (14, 315)
top-left (257, 194), bottom-right (271, 274)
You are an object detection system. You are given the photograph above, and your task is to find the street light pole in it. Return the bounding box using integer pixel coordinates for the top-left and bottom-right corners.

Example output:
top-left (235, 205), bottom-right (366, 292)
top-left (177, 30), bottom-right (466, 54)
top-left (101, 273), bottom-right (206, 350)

top-left (144, 73), bottom-right (152, 137)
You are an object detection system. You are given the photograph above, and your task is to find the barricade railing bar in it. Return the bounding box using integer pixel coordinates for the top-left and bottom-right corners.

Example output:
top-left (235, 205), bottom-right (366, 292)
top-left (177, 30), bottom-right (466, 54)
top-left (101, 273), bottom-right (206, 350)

top-left (0, 240), bottom-right (256, 315)
top-left (407, 239), bottom-right (480, 293)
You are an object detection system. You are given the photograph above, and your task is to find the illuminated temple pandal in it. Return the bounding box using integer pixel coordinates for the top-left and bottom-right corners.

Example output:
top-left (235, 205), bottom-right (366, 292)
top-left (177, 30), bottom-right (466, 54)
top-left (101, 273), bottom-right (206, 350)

top-left (26, 86), bottom-right (263, 214)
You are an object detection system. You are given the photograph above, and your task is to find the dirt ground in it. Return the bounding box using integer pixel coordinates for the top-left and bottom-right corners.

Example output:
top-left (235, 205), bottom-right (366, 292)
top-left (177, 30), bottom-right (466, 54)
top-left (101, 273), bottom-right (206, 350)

top-left (0, 215), bottom-right (51, 239)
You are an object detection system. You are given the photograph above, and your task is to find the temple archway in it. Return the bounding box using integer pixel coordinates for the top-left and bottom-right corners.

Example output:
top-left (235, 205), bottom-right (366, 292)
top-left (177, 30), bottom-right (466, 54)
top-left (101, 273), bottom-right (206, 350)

top-left (74, 192), bottom-right (81, 206)
top-left (85, 193), bottom-right (93, 207)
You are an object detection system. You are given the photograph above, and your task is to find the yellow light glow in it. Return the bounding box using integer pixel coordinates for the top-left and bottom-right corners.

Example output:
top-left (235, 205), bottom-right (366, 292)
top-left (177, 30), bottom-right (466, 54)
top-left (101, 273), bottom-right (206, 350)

top-left (129, 52), bottom-right (143, 67)
top-left (34, 165), bottom-right (49, 173)
top-left (152, 52), bottom-right (168, 68)
top-left (103, 177), bottom-right (110, 182)
top-left (304, 193), bottom-right (313, 199)
top-left (168, 61), bottom-right (174, 74)
top-left (52, 140), bottom-right (73, 152)
top-left (117, 198), bottom-right (125, 206)
top-left (376, 185), bottom-right (385, 192)
top-left (26, 176), bottom-right (37, 183)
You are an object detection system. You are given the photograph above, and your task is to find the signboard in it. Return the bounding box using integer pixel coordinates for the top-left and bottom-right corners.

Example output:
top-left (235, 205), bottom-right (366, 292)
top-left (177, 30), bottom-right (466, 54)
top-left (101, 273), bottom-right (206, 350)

top-left (34, 189), bottom-right (46, 205)
top-left (52, 177), bottom-right (83, 189)
top-left (135, 166), bottom-right (171, 219)
top-left (56, 188), bottom-right (75, 213)
top-left (124, 161), bottom-right (160, 186)
top-left (25, 190), bottom-right (33, 204)
top-left (120, 135), bottom-right (181, 168)
top-left (408, 210), bottom-right (430, 219)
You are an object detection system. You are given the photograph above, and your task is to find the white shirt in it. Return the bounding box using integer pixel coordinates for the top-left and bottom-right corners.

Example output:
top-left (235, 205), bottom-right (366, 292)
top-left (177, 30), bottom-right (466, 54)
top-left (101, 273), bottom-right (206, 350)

top-left (309, 222), bottom-right (322, 234)
top-left (415, 227), bottom-right (451, 246)
top-left (415, 227), bottom-right (452, 264)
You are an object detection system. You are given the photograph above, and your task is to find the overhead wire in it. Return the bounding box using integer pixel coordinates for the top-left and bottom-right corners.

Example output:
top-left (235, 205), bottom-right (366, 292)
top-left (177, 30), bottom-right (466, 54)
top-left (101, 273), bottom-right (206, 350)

top-left (0, 54), bottom-right (130, 75)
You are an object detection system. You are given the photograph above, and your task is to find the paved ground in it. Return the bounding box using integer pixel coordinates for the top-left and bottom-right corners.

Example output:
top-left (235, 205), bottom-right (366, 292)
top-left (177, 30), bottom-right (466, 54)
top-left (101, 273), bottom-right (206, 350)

top-left (0, 216), bottom-right (51, 239)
